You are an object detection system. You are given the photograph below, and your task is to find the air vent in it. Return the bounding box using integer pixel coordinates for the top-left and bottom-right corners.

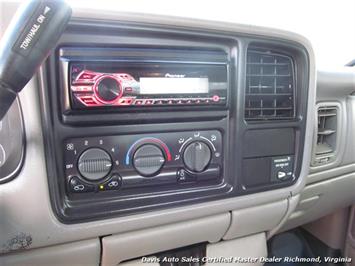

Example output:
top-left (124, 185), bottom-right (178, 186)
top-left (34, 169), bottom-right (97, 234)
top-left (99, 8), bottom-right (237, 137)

top-left (245, 49), bottom-right (295, 121)
top-left (313, 106), bottom-right (338, 166)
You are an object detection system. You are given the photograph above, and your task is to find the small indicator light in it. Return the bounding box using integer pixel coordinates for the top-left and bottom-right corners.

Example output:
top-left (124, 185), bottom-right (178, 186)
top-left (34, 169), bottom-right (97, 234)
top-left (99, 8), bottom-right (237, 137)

top-left (99, 185), bottom-right (104, 190)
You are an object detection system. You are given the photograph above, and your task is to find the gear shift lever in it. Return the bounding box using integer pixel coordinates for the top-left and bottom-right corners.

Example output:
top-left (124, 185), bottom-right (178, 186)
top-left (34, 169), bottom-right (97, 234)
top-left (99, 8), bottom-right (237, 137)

top-left (0, 0), bottom-right (71, 120)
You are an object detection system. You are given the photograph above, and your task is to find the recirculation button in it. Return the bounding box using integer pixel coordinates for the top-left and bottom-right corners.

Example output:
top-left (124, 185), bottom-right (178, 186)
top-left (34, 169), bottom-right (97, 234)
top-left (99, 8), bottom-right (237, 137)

top-left (69, 176), bottom-right (95, 193)
top-left (99, 174), bottom-right (122, 191)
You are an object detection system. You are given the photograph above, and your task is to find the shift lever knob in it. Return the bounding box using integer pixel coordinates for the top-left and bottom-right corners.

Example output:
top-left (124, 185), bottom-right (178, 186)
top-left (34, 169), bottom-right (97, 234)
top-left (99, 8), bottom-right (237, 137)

top-left (0, 0), bottom-right (71, 119)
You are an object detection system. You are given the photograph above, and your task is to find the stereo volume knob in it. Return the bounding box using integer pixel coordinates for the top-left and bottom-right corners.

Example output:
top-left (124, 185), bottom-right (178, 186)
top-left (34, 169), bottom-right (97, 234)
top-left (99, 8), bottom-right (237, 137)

top-left (183, 141), bottom-right (211, 172)
top-left (133, 144), bottom-right (165, 177)
top-left (95, 76), bottom-right (121, 103)
top-left (78, 148), bottom-right (112, 181)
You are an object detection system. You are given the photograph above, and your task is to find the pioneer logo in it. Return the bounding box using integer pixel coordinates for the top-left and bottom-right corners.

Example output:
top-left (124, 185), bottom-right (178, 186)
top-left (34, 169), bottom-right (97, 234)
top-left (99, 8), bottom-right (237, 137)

top-left (165, 73), bottom-right (186, 78)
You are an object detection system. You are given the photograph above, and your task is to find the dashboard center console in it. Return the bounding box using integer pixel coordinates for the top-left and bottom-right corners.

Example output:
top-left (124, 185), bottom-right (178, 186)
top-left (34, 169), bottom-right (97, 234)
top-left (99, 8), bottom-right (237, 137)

top-left (39, 19), bottom-right (310, 223)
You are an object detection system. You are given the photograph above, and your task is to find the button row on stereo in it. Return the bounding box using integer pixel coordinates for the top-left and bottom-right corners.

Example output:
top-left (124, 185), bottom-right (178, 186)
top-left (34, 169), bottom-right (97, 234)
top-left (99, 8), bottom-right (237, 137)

top-left (74, 94), bottom-right (225, 106)
top-left (133, 96), bottom-right (224, 106)
top-left (71, 86), bottom-right (93, 92)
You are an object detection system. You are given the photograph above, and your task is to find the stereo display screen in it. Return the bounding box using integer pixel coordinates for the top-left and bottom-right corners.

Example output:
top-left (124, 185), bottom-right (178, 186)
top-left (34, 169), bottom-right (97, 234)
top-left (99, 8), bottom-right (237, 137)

top-left (139, 77), bottom-right (209, 94)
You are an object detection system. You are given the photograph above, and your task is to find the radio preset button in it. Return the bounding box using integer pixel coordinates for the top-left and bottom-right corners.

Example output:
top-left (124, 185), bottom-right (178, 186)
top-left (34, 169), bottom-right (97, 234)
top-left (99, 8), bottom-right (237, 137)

top-left (78, 73), bottom-right (97, 80)
top-left (124, 87), bottom-right (133, 92)
top-left (145, 100), bottom-right (153, 105)
top-left (71, 86), bottom-right (93, 92)
top-left (78, 148), bottom-right (112, 181)
top-left (134, 100), bottom-right (144, 105)
top-left (183, 141), bottom-right (212, 173)
top-left (133, 144), bottom-right (165, 177)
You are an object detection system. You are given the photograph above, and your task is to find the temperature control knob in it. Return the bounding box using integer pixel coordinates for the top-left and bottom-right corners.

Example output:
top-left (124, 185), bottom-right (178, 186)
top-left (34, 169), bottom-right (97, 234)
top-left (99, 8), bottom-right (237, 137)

top-left (78, 148), bottom-right (112, 181)
top-left (133, 144), bottom-right (165, 177)
top-left (183, 141), bottom-right (211, 172)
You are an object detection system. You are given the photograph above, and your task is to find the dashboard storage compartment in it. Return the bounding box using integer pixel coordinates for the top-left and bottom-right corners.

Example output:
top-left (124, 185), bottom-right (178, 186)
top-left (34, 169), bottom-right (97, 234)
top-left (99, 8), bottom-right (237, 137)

top-left (207, 233), bottom-right (267, 266)
top-left (223, 200), bottom-right (288, 240)
top-left (100, 214), bottom-right (230, 266)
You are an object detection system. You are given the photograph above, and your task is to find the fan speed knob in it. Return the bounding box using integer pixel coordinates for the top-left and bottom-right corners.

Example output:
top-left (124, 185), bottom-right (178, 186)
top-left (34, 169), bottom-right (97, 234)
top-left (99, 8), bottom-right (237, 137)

top-left (78, 148), bottom-right (112, 181)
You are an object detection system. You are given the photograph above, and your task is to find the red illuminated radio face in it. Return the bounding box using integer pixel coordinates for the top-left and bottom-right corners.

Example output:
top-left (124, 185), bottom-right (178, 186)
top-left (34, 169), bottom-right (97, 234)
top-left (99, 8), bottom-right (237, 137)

top-left (71, 70), bottom-right (139, 107)
top-left (69, 64), bottom-right (227, 109)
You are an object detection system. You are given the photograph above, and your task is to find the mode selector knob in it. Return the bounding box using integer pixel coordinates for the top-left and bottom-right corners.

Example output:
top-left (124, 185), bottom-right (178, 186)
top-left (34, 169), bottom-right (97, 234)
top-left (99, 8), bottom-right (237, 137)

top-left (78, 148), bottom-right (112, 181)
top-left (133, 144), bottom-right (165, 177)
top-left (183, 141), bottom-right (211, 173)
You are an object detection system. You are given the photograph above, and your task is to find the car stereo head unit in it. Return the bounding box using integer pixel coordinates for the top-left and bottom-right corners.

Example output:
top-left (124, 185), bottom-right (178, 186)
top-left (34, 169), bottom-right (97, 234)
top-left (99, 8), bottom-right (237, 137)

top-left (59, 47), bottom-right (229, 111)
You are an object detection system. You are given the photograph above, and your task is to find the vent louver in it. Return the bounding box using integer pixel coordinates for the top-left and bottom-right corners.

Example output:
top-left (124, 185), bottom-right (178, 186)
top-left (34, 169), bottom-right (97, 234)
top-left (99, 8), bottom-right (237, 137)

top-left (313, 106), bottom-right (338, 166)
top-left (245, 49), bottom-right (295, 121)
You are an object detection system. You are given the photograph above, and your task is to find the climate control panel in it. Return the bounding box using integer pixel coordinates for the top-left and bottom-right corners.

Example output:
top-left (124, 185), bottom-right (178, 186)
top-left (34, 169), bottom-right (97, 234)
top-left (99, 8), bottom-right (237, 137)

top-left (64, 131), bottom-right (223, 194)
